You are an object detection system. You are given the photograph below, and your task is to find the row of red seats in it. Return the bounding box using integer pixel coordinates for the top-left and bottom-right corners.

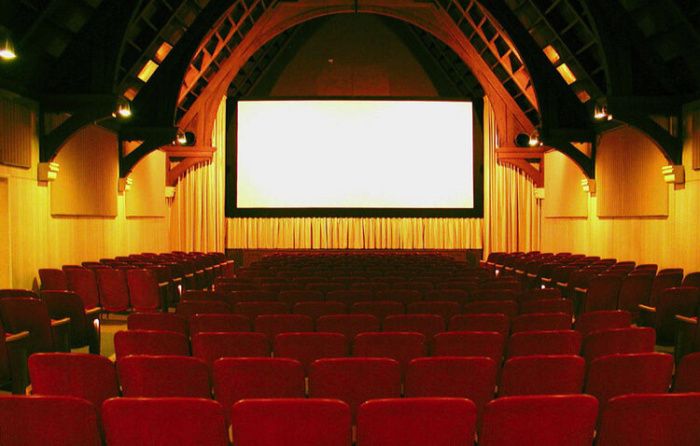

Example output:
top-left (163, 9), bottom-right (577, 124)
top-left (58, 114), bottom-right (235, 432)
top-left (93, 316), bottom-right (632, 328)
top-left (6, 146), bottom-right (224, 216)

top-left (15, 351), bottom-right (700, 444)
top-left (117, 323), bottom-right (656, 367)
top-left (8, 393), bottom-right (699, 445)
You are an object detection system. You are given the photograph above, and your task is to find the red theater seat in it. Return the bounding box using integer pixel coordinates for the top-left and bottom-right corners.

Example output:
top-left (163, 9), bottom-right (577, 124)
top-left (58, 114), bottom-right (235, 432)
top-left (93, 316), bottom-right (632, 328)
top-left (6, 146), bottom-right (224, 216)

top-left (498, 355), bottom-right (585, 396)
top-left (117, 355), bottom-right (210, 398)
top-left (316, 314), bottom-right (380, 340)
top-left (505, 330), bottom-right (582, 359)
top-left (274, 332), bottom-right (349, 374)
top-left (127, 312), bottom-right (188, 337)
top-left (191, 332), bottom-right (269, 366)
top-left (188, 313), bottom-right (251, 335)
top-left (432, 331), bottom-right (505, 362)
top-left (113, 330), bottom-right (190, 361)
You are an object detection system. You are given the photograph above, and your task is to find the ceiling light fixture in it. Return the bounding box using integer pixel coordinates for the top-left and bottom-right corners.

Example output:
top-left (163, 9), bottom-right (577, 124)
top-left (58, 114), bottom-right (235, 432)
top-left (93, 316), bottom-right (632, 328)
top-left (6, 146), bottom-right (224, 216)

top-left (113, 98), bottom-right (132, 118)
top-left (594, 105), bottom-right (612, 121)
top-left (528, 129), bottom-right (541, 147)
top-left (0, 27), bottom-right (16, 60)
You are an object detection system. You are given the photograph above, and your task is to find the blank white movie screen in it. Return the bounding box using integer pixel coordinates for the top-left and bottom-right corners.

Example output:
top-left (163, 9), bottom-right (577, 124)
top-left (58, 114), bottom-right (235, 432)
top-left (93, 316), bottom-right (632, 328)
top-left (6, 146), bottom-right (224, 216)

top-left (236, 100), bottom-right (474, 209)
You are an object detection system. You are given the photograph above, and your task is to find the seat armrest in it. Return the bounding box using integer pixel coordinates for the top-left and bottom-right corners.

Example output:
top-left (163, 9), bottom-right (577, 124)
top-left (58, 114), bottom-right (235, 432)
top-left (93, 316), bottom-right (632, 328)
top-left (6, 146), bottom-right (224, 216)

top-left (637, 305), bottom-right (656, 328)
top-left (5, 331), bottom-right (29, 394)
top-left (85, 307), bottom-right (102, 318)
top-left (675, 315), bottom-right (699, 364)
top-left (50, 317), bottom-right (72, 353)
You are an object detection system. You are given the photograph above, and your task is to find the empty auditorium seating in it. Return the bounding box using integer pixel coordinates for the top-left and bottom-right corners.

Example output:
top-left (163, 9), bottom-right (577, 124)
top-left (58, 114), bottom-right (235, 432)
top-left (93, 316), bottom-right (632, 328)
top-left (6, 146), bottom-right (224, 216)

top-left (113, 330), bottom-right (190, 361)
top-left (308, 357), bottom-right (402, 419)
top-left (278, 290), bottom-right (324, 306)
top-left (102, 397), bottom-right (228, 446)
top-left (325, 289), bottom-right (373, 307)
top-left (292, 301), bottom-right (347, 322)
top-left (432, 331), bottom-right (505, 362)
top-left (581, 327), bottom-right (656, 364)
top-left (117, 355), bottom-right (210, 398)
top-left (125, 268), bottom-right (162, 312)
top-left (41, 291), bottom-right (101, 353)
top-left (376, 289), bottom-right (423, 306)
top-left (616, 273), bottom-right (653, 319)
top-left (510, 313), bottom-right (571, 334)
top-left (498, 355), bottom-right (585, 396)
top-left (353, 332), bottom-right (427, 372)
top-left (505, 330), bottom-right (582, 359)
top-left (351, 301), bottom-right (405, 323)
top-left (231, 398), bottom-right (351, 446)
top-left (638, 287), bottom-right (700, 344)
top-left (28, 352), bottom-right (119, 416)
top-left (38, 268), bottom-right (68, 291)
top-left (316, 314), bottom-right (380, 340)
top-left (188, 313), bottom-right (251, 335)
top-left (191, 332), bottom-right (269, 365)
top-left (573, 310), bottom-right (632, 339)
top-left (94, 268), bottom-right (130, 313)
top-left (356, 398), bottom-right (476, 446)
top-left (127, 312), bottom-right (189, 336)
top-left (274, 332), bottom-right (349, 373)
top-left (64, 268), bottom-right (101, 309)
top-left (448, 313), bottom-right (510, 337)
top-left (213, 357), bottom-right (306, 421)
top-left (584, 353), bottom-right (674, 409)
top-left (0, 297), bottom-right (71, 354)
top-left (382, 314), bottom-right (445, 343)
top-left (0, 395), bottom-right (102, 446)
top-left (673, 352), bottom-right (700, 392)
top-left (253, 314), bottom-right (314, 341)
top-left (181, 290), bottom-right (227, 302)
top-left (233, 301), bottom-right (290, 319)
top-left (479, 395), bottom-right (598, 446)
top-left (406, 301), bottom-right (461, 320)
top-left (176, 300), bottom-right (231, 319)
top-left (519, 298), bottom-right (574, 317)
top-left (462, 300), bottom-right (518, 318)
top-left (596, 394), bottom-right (700, 445)
top-left (226, 290), bottom-right (277, 304)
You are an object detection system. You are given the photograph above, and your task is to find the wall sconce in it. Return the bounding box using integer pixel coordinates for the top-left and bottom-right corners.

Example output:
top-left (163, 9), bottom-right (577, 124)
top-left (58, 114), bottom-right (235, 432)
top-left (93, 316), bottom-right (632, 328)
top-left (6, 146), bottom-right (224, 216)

top-left (112, 98), bottom-right (132, 118)
top-left (0, 27), bottom-right (16, 60)
top-left (165, 186), bottom-right (176, 198)
top-left (175, 130), bottom-right (195, 146)
top-left (38, 162), bottom-right (59, 182)
top-left (581, 178), bottom-right (596, 194)
top-left (662, 165), bottom-right (684, 185)
top-left (534, 188), bottom-right (545, 200)
top-left (118, 177), bottom-right (133, 192)
top-left (594, 105), bottom-right (612, 121)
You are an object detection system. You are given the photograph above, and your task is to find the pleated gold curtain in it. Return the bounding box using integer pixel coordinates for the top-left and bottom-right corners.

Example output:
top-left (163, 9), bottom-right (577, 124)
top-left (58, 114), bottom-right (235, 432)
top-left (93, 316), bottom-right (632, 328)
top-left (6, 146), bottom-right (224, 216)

top-left (169, 98), bottom-right (227, 252)
top-left (482, 97), bottom-right (541, 257)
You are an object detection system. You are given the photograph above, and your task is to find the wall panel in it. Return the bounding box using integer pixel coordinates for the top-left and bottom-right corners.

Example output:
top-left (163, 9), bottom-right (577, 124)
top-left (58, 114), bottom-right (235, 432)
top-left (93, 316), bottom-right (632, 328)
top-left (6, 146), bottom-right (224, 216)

top-left (126, 150), bottom-right (167, 218)
top-left (543, 151), bottom-right (587, 218)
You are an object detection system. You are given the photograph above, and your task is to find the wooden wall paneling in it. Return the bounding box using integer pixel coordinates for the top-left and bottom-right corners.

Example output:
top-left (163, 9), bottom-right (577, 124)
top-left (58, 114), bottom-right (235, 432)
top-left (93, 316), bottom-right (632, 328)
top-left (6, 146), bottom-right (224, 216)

top-left (126, 150), bottom-right (167, 217)
top-left (543, 150), bottom-right (588, 218)
top-left (0, 96), bottom-right (33, 168)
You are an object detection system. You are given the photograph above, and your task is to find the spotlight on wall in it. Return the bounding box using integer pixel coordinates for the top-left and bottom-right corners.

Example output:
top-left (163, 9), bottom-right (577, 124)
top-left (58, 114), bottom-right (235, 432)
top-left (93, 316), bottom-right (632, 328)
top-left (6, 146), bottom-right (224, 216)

top-left (594, 105), bottom-right (612, 121)
top-left (0, 27), bottom-right (16, 60)
top-left (514, 132), bottom-right (531, 148)
top-left (118, 177), bottom-right (133, 193)
top-left (662, 165), bottom-right (685, 185)
top-left (581, 178), bottom-right (596, 194)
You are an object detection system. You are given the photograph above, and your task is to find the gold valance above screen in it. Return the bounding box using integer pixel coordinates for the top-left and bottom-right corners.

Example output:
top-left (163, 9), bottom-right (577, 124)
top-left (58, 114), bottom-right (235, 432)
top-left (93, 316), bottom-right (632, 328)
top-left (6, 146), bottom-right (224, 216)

top-left (225, 217), bottom-right (483, 250)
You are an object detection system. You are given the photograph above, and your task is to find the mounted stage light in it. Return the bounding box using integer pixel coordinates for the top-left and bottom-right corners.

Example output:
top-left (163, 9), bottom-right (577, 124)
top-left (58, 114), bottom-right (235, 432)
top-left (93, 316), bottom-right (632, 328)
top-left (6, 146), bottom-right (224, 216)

top-left (528, 129), bottom-right (541, 147)
top-left (0, 27), bottom-right (16, 60)
top-left (112, 98), bottom-right (132, 118)
top-left (175, 131), bottom-right (196, 146)
top-left (594, 105), bottom-right (612, 121)
top-left (514, 132), bottom-right (531, 148)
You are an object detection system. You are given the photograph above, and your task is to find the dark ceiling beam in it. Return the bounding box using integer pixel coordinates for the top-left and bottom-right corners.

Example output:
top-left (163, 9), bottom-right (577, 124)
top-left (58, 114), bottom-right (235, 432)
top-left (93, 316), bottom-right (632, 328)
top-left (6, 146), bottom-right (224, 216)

top-left (579, 0), bottom-right (684, 165)
top-left (482, 0), bottom-right (596, 178)
top-left (119, 0), bottom-right (233, 177)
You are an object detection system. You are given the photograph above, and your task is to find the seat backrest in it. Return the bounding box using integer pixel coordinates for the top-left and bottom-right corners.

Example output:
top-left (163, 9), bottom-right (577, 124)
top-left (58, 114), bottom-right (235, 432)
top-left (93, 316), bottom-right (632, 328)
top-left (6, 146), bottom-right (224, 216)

top-left (404, 357), bottom-right (496, 426)
top-left (682, 271), bottom-right (700, 289)
top-left (382, 314), bottom-right (446, 342)
top-left (64, 268), bottom-right (100, 309)
top-left (573, 310), bottom-right (631, 339)
top-left (582, 275), bottom-right (623, 313)
top-left (191, 332), bottom-right (269, 366)
top-left (325, 289), bottom-right (373, 307)
top-left (308, 357), bottom-right (401, 421)
top-left (181, 290), bottom-right (227, 303)
top-left (226, 290), bottom-right (277, 304)
top-left (649, 271), bottom-right (683, 306)
top-left (584, 353), bottom-right (674, 407)
top-left (581, 327), bottom-right (656, 364)
top-left (596, 394), bottom-right (700, 446)
top-left (94, 268), bottom-right (130, 312)
top-left (28, 352), bottom-right (119, 411)
top-left (0, 297), bottom-right (54, 354)
top-left (673, 351), bottom-right (700, 392)
top-left (117, 355), bottom-right (210, 398)
top-left (432, 331), bottom-right (505, 362)
top-left (41, 291), bottom-right (91, 347)
top-left (0, 289), bottom-right (38, 298)
top-left (231, 398), bottom-right (351, 446)
top-left (479, 395), bottom-right (598, 446)
top-left (316, 314), bottom-right (380, 340)
top-left (517, 288), bottom-right (561, 304)
top-left (350, 301), bottom-right (405, 323)
top-left (113, 330), bottom-right (190, 361)
top-left (406, 301), bottom-right (461, 321)
top-left (292, 301), bottom-right (347, 322)
top-left (39, 268), bottom-right (68, 291)
top-left (213, 357), bottom-right (305, 422)
top-left (448, 313), bottom-right (509, 338)
top-left (511, 313), bottom-right (572, 334)
top-left (617, 273), bottom-right (654, 316)
top-left (188, 314), bottom-right (251, 336)
top-left (376, 289), bottom-right (423, 305)
top-left (435, 281), bottom-right (477, 293)
top-left (125, 269), bottom-right (160, 312)
top-left (232, 301), bottom-right (290, 319)
top-left (498, 355), bottom-right (585, 397)
top-left (422, 289), bottom-right (470, 306)
top-left (356, 398), bottom-right (476, 446)
top-left (349, 281), bottom-right (391, 295)
top-left (102, 397), bottom-right (228, 446)
top-left (253, 314), bottom-right (314, 341)
top-left (519, 299), bottom-right (573, 317)
top-left (505, 330), bottom-right (582, 359)
top-left (176, 300), bottom-right (231, 319)
top-left (127, 313), bottom-right (188, 337)
top-left (0, 395), bottom-right (102, 446)
top-left (654, 287), bottom-right (700, 343)
top-left (277, 290), bottom-right (324, 306)
top-left (353, 332), bottom-right (427, 373)
top-left (471, 289), bottom-right (517, 303)
top-left (462, 301), bottom-right (518, 319)
top-left (274, 332), bottom-right (349, 374)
